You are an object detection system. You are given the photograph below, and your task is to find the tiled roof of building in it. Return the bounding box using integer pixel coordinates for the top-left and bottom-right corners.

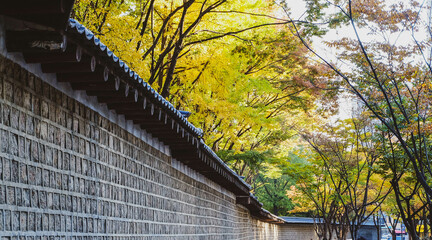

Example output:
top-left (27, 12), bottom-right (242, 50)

top-left (280, 217), bottom-right (316, 224)
top-left (280, 217), bottom-right (384, 226)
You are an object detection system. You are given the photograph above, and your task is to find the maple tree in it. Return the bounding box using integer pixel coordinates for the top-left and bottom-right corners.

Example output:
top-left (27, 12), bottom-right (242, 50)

top-left (288, 117), bottom-right (390, 240)
top-left (285, 0), bottom-right (432, 238)
top-left (254, 173), bottom-right (295, 216)
top-left (287, 149), bottom-right (348, 240)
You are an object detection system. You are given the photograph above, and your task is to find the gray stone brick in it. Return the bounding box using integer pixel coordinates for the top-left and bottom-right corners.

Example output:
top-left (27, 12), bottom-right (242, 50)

top-left (4, 81), bottom-right (12, 102)
top-left (41, 100), bottom-right (49, 119)
top-left (48, 125), bottom-right (54, 143)
top-left (3, 159), bottom-right (10, 181)
top-left (20, 212), bottom-right (27, 231)
top-left (34, 118), bottom-right (40, 139)
top-left (1, 129), bottom-right (8, 152)
top-left (52, 193), bottom-right (59, 210)
top-left (66, 195), bottom-right (72, 211)
top-left (0, 75), bottom-right (3, 98)
top-left (0, 186), bottom-right (5, 204)
top-left (18, 111), bottom-right (25, 132)
top-left (18, 136), bottom-right (25, 158)
top-left (10, 160), bottom-right (18, 182)
top-left (55, 215), bottom-right (61, 232)
top-left (42, 214), bottom-right (48, 231)
top-left (49, 171), bottom-right (56, 189)
top-left (65, 216), bottom-right (71, 232)
top-left (60, 215), bottom-right (65, 232)
top-left (60, 194), bottom-right (66, 210)
top-left (42, 169), bottom-right (49, 187)
top-left (9, 133), bottom-right (18, 156)
top-left (27, 214), bottom-right (35, 232)
top-left (34, 213), bottom-right (41, 231)
top-left (23, 91), bottom-right (31, 111)
top-left (55, 173), bottom-right (62, 189)
top-left (30, 190), bottom-right (38, 208)
top-left (0, 157), bottom-right (2, 180)
top-left (27, 166), bottom-right (35, 184)
top-left (0, 210), bottom-right (3, 231)
top-left (35, 167), bottom-right (42, 186)
top-left (61, 174), bottom-right (68, 190)
top-left (40, 121), bottom-right (48, 141)
top-left (15, 188), bottom-right (21, 206)
top-left (63, 153), bottom-right (70, 171)
top-left (30, 140), bottom-right (39, 162)
top-left (4, 210), bottom-right (11, 231)
top-left (53, 149), bottom-right (60, 169)
top-left (10, 108), bottom-right (19, 129)
top-left (25, 114), bottom-right (34, 135)
top-left (46, 192), bottom-right (53, 209)
top-left (12, 211), bottom-right (19, 231)
top-left (13, 85), bottom-right (22, 107)
top-left (48, 214), bottom-right (54, 231)
top-left (39, 191), bottom-right (47, 209)
top-left (28, 212), bottom-right (35, 231)
top-left (22, 189), bottom-right (30, 207)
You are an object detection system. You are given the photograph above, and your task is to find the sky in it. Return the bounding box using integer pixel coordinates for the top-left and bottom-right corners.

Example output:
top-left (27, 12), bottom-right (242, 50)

top-left (283, 0), bottom-right (358, 120)
top-left (283, 0), bottom-right (432, 120)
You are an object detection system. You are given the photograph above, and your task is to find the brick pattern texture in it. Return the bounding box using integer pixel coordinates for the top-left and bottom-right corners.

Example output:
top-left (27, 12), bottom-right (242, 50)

top-left (0, 54), bottom-right (282, 240)
top-left (278, 224), bottom-right (317, 240)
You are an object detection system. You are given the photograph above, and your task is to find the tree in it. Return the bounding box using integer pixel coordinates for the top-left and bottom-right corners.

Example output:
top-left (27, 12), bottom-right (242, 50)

top-left (377, 194), bottom-right (403, 240)
top-left (73, 0), bottom-right (230, 97)
top-left (300, 117), bottom-right (391, 240)
top-left (254, 173), bottom-right (295, 216)
top-left (284, 0), bottom-right (432, 239)
top-left (287, 151), bottom-right (349, 240)
top-left (376, 123), bottom-right (430, 239)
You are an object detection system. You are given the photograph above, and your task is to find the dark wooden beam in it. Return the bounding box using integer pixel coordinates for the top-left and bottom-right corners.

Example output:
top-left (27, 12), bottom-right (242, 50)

top-left (85, 90), bottom-right (119, 96)
top-left (107, 103), bottom-right (143, 110)
top-left (170, 151), bottom-right (198, 159)
top-left (23, 45), bottom-right (81, 63)
top-left (139, 124), bottom-right (173, 133)
top-left (41, 56), bottom-right (96, 73)
top-left (160, 139), bottom-right (190, 145)
top-left (16, 14), bottom-right (71, 30)
top-left (57, 72), bottom-right (107, 83)
top-left (70, 82), bottom-right (116, 91)
top-left (236, 196), bottom-right (251, 205)
top-left (0, 0), bottom-right (66, 15)
top-left (6, 30), bottom-right (66, 52)
top-left (97, 96), bottom-right (137, 103)
top-left (117, 110), bottom-right (151, 116)
top-left (136, 118), bottom-right (166, 124)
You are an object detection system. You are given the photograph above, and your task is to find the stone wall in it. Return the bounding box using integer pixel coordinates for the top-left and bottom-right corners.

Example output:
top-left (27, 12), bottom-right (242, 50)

top-left (0, 54), bottom-right (282, 239)
top-left (279, 224), bottom-right (317, 240)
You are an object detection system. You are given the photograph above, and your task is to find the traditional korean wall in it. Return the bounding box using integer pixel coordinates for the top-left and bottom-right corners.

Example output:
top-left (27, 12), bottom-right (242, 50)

top-left (278, 224), bottom-right (317, 240)
top-left (0, 53), bottom-right (285, 239)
